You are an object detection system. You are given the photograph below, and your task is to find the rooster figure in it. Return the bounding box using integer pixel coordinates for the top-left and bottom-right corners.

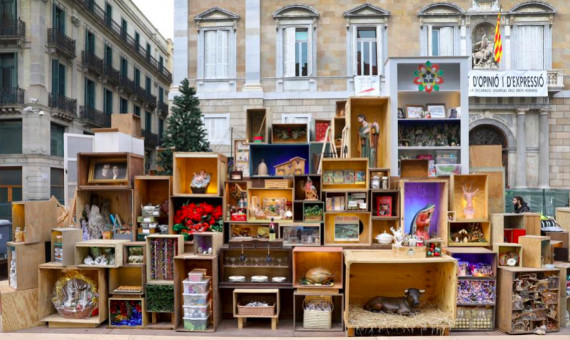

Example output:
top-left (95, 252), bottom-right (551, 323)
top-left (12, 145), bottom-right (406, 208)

top-left (304, 177), bottom-right (319, 200)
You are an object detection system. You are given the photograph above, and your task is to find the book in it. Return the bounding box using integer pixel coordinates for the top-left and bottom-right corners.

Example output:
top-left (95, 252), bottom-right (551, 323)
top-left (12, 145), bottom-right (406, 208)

top-left (333, 170), bottom-right (344, 184)
top-left (355, 170), bottom-right (366, 185)
top-left (323, 170), bottom-right (334, 184)
top-left (376, 196), bottom-right (393, 217)
top-left (344, 170), bottom-right (355, 184)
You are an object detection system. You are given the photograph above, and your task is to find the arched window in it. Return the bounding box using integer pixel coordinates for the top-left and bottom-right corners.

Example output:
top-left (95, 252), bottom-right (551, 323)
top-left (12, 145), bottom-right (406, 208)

top-left (418, 3), bottom-right (464, 57)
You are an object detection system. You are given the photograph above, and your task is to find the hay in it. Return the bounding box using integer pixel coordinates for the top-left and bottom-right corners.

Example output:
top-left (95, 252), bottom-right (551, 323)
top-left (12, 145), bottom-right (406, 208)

top-left (347, 304), bottom-right (454, 330)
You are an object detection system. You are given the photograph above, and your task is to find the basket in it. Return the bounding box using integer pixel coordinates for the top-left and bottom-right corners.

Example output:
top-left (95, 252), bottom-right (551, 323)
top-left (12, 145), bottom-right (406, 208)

top-left (190, 186), bottom-right (207, 194)
top-left (264, 179), bottom-right (290, 189)
top-left (303, 297), bottom-right (333, 329)
top-left (237, 296), bottom-right (276, 316)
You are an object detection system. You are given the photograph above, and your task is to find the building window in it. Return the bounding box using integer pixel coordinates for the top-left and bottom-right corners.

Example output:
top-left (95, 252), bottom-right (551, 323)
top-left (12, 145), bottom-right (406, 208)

top-left (104, 44), bottom-right (113, 67)
top-left (134, 67), bottom-right (140, 87)
top-left (518, 26), bottom-right (544, 70)
top-left (105, 2), bottom-right (112, 27)
top-left (0, 167), bottom-right (22, 220)
top-left (0, 0), bottom-right (17, 21)
top-left (50, 168), bottom-right (64, 204)
top-left (204, 30), bottom-right (229, 79)
top-left (0, 53), bottom-right (17, 88)
top-left (134, 31), bottom-right (140, 51)
top-left (53, 4), bottom-right (65, 33)
top-left (146, 43), bottom-right (151, 61)
top-left (145, 111), bottom-right (152, 132)
top-left (50, 123), bottom-right (65, 157)
top-left (145, 76), bottom-right (151, 94)
top-left (283, 28), bottom-right (310, 77)
top-left (202, 113), bottom-right (230, 145)
top-left (120, 97), bottom-right (128, 113)
top-left (0, 120), bottom-right (22, 154)
top-left (104, 89), bottom-right (113, 115)
top-left (356, 28), bottom-right (377, 76)
top-left (52, 60), bottom-right (66, 95)
top-left (430, 26), bottom-right (454, 56)
top-left (120, 57), bottom-right (128, 76)
top-left (134, 105), bottom-right (140, 116)
top-left (158, 87), bottom-right (164, 103)
top-left (158, 118), bottom-right (164, 140)
top-left (85, 30), bottom-right (95, 53)
top-left (84, 78), bottom-right (95, 108)
top-left (121, 18), bottom-right (127, 40)
top-left (159, 56), bottom-right (164, 71)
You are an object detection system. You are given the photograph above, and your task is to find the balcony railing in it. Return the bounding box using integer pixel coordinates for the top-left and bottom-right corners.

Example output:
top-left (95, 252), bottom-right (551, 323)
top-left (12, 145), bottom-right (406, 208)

top-left (80, 106), bottom-right (111, 127)
top-left (47, 28), bottom-right (76, 58)
top-left (49, 93), bottom-right (77, 116)
top-left (145, 92), bottom-right (157, 109)
top-left (133, 85), bottom-right (147, 102)
top-left (73, 0), bottom-right (172, 84)
top-left (119, 75), bottom-right (136, 95)
top-left (0, 87), bottom-right (25, 105)
top-left (103, 64), bottom-right (120, 85)
top-left (0, 18), bottom-right (25, 40)
top-left (82, 51), bottom-right (104, 76)
top-left (142, 128), bottom-right (159, 147)
top-left (157, 102), bottom-right (168, 116)
top-left (547, 70), bottom-right (564, 92)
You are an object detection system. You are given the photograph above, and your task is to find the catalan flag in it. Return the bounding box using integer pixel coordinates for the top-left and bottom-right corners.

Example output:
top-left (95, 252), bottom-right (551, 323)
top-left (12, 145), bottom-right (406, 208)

top-left (494, 8), bottom-right (503, 63)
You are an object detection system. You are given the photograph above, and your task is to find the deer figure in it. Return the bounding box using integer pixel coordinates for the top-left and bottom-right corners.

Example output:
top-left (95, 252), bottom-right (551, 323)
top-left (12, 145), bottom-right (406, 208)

top-left (462, 185), bottom-right (480, 219)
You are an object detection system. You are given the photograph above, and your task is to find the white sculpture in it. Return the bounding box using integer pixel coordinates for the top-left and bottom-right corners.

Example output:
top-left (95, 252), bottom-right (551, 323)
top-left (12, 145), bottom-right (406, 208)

top-left (390, 226), bottom-right (404, 247)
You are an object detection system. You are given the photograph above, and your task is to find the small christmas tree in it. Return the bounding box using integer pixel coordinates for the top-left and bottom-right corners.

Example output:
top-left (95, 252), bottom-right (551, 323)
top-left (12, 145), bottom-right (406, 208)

top-left (157, 79), bottom-right (210, 175)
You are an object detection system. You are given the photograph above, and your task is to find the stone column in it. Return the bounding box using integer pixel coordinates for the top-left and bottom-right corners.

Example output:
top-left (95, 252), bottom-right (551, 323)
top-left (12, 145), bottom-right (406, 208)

top-left (172, 0), bottom-right (189, 89)
top-left (515, 108), bottom-right (527, 188)
top-left (243, 0), bottom-right (262, 92)
top-left (538, 108), bottom-right (550, 188)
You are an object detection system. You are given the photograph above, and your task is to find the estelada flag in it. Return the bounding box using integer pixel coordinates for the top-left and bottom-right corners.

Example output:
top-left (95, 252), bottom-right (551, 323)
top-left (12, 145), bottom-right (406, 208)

top-left (494, 8), bottom-right (503, 63)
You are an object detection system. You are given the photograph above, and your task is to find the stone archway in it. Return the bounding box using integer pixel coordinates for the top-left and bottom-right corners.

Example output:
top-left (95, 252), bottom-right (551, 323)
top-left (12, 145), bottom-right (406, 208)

top-left (469, 120), bottom-right (513, 186)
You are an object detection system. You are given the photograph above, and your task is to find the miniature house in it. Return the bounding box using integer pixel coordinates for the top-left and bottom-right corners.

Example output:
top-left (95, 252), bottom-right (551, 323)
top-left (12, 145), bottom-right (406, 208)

top-left (274, 157), bottom-right (306, 176)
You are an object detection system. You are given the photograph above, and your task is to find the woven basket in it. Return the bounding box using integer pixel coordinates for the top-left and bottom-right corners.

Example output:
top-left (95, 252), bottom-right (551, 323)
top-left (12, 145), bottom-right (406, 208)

top-left (303, 298), bottom-right (333, 329)
top-left (237, 296), bottom-right (276, 316)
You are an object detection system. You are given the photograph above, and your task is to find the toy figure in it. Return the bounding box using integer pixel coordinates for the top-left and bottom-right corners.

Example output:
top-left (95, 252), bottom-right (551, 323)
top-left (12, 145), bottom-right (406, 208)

top-left (358, 114), bottom-right (380, 167)
top-left (304, 177), bottom-right (318, 200)
top-left (390, 226), bottom-right (404, 247)
top-left (191, 170), bottom-right (211, 189)
top-left (410, 204), bottom-right (435, 241)
top-left (462, 185), bottom-right (480, 219)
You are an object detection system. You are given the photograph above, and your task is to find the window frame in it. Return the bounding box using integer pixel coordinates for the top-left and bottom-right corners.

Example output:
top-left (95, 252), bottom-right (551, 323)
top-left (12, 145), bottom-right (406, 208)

top-left (281, 113), bottom-right (312, 125)
top-left (145, 111), bottom-right (152, 132)
top-left (0, 52), bottom-right (18, 89)
top-left (202, 113), bottom-right (230, 145)
top-left (103, 88), bottom-right (113, 115)
top-left (426, 25), bottom-right (458, 57)
top-left (203, 28), bottom-right (231, 80)
top-left (50, 123), bottom-right (65, 157)
top-left (120, 97), bottom-right (128, 113)
top-left (50, 168), bottom-right (65, 204)
top-left (0, 120), bottom-right (22, 154)
top-left (512, 22), bottom-right (551, 70)
top-left (355, 27), bottom-right (379, 76)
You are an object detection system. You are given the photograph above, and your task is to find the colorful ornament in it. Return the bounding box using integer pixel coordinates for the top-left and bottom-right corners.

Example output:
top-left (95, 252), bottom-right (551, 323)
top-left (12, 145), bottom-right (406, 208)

top-left (413, 61), bottom-right (444, 93)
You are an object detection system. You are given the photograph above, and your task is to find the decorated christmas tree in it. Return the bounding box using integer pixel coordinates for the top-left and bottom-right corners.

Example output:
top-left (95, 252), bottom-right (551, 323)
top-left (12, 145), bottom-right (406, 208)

top-left (157, 79), bottom-right (210, 175)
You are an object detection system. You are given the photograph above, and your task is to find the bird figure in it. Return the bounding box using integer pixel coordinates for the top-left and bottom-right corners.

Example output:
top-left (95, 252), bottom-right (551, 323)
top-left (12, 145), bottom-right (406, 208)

top-left (304, 177), bottom-right (318, 200)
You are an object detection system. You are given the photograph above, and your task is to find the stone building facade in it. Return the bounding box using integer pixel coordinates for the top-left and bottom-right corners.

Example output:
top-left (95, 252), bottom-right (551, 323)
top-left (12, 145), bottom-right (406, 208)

top-left (0, 0), bottom-right (172, 217)
top-left (173, 0), bottom-right (570, 188)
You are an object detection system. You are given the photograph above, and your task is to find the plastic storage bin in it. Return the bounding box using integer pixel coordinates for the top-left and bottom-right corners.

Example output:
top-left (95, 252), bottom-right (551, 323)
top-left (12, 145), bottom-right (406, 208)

top-left (183, 305), bottom-right (209, 317)
top-left (183, 277), bottom-right (210, 294)
top-left (183, 314), bottom-right (209, 331)
top-left (183, 292), bottom-right (209, 306)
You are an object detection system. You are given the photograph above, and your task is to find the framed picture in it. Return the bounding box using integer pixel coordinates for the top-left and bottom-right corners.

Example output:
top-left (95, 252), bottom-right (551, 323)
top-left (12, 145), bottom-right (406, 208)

top-left (397, 107), bottom-right (405, 119)
top-left (230, 171), bottom-right (243, 180)
top-left (448, 107), bottom-right (461, 119)
top-left (323, 170), bottom-right (334, 184)
top-left (344, 170), bottom-right (355, 184)
top-left (333, 170), bottom-right (344, 184)
top-left (376, 196), bottom-right (393, 217)
top-left (426, 104), bottom-right (446, 118)
top-left (406, 105), bottom-right (424, 119)
top-left (334, 216), bottom-right (360, 241)
top-left (88, 158), bottom-right (128, 184)
top-left (355, 170), bottom-right (366, 185)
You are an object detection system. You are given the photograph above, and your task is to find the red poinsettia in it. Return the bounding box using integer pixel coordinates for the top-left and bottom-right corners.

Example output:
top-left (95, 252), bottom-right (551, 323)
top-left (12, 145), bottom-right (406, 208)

top-left (173, 202), bottom-right (224, 239)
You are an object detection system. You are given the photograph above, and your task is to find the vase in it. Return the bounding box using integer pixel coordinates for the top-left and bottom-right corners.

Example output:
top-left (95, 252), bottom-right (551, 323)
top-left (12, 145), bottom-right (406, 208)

top-left (257, 159), bottom-right (268, 176)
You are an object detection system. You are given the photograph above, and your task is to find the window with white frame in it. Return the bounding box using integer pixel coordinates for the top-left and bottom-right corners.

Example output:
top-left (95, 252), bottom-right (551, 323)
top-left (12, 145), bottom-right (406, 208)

top-left (202, 114), bottom-right (230, 145)
top-left (281, 113), bottom-right (311, 125)
top-left (430, 26), bottom-right (454, 56)
top-left (356, 28), bottom-right (378, 76)
top-left (517, 25), bottom-right (544, 70)
top-left (204, 29), bottom-right (229, 79)
top-left (284, 28), bottom-right (309, 77)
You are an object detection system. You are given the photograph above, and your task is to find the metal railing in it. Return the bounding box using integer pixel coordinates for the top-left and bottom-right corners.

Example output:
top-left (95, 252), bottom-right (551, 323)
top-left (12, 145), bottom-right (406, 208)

top-left (142, 128), bottom-right (159, 146)
top-left (0, 18), bottom-right (25, 39)
top-left (73, 0), bottom-right (172, 84)
top-left (49, 93), bottom-right (77, 116)
top-left (47, 28), bottom-right (76, 58)
top-left (82, 51), bottom-right (104, 75)
top-left (145, 92), bottom-right (157, 108)
top-left (0, 87), bottom-right (25, 105)
top-left (119, 75), bottom-right (135, 94)
top-left (80, 106), bottom-right (110, 127)
top-left (157, 102), bottom-right (169, 116)
top-left (133, 85), bottom-right (147, 102)
top-left (103, 63), bottom-right (120, 85)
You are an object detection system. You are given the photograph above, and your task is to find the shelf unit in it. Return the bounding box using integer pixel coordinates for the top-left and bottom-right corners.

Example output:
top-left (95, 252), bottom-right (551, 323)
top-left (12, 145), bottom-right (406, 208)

top-left (448, 221), bottom-right (491, 247)
top-left (50, 228), bottom-right (82, 266)
top-left (491, 213), bottom-right (541, 245)
top-left (519, 235), bottom-right (552, 268)
top-left (76, 152), bottom-right (144, 189)
top-left (11, 199), bottom-right (58, 243)
top-left (246, 108), bottom-right (267, 143)
top-left (74, 239), bottom-right (128, 268)
top-left (493, 243), bottom-right (523, 267)
top-left (146, 235), bottom-right (184, 284)
top-left (293, 291), bottom-right (344, 332)
top-left (109, 266), bottom-right (145, 296)
top-left (324, 212), bottom-right (371, 247)
top-left (7, 242), bottom-right (45, 290)
top-left (134, 176), bottom-right (172, 240)
top-left (293, 247), bottom-right (343, 290)
top-left (233, 288), bottom-right (280, 330)
top-left (173, 152), bottom-right (227, 196)
top-left (247, 187), bottom-right (294, 222)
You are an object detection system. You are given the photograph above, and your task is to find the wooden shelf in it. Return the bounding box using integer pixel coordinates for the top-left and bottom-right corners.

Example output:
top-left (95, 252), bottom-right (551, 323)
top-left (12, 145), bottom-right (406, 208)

top-left (74, 239), bottom-right (128, 268)
top-left (293, 246), bottom-right (343, 290)
top-left (450, 174), bottom-right (489, 221)
top-left (399, 146), bottom-right (461, 150)
top-left (7, 242), bottom-right (45, 290)
top-left (173, 152), bottom-right (227, 196)
top-left (11, 199), bottom-right (58, 243)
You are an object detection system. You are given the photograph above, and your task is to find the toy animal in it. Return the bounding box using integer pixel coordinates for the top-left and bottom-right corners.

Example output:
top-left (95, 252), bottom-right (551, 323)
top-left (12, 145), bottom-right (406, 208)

top-left (364, 288), bottom-right (425, 316)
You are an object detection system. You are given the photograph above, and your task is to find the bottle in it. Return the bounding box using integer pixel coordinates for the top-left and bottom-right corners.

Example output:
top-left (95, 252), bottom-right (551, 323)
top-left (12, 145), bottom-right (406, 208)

top-left (269, 218), bottom-right (276, 241)
top-left (15, 227), bottom-right (24, 243)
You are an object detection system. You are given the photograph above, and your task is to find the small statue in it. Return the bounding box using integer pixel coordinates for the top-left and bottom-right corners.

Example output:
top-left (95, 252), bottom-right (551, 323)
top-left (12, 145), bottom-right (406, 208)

top-left (257, 159), bottom-right (268, 176)
top-left (472, 34), bottom-right (497, 68)
top-left (462, 185), bottom-right (480, 219)
top-left (357, 114), bottom-right (379, 167)
top-left (391, 226), bottom-right (404, 247)
top-left (410, 204), bottom-right (435, 241)
top-left (304, 177), bottom-right (318, 200)
top-left (364, 288), bottom-right (425, 315)
top-left (191, 170), bottom-right (211, 189)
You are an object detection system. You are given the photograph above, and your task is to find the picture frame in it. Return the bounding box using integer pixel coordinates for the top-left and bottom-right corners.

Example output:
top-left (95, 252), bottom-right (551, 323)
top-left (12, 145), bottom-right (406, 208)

top-left (230, 171), bottom-right (243, 181)
top-left (426, 104), bottom-right (446, 118)
top-left (406, 105), bottom-right (424, 119)
top-left (334, 216), bottom-right (360, 241)
top-left (448, 107), bottom-right (461, 119)
top-left (355, 170), bottom-right (366, 185)
top-left (333, 170), bottom-right (344, 184)
top-left (88, 158), bottom-right (128, 184)
top-left (397, 107), bottom-right (405, 119)
top-left (344, 170), bottom-right (355, 184)
top-left (323, 170), bottom-right (334, 184)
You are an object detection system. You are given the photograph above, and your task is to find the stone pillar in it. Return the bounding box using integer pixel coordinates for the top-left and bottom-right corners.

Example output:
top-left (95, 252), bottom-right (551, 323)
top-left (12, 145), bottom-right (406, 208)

top-left (172, 0), bottom-right (189, 89)
top-left (538, 109), bottom-right (550, 188)
top-left (515, 108), bottom-right (527, 188)
top-left (243, 0), bottom-right (262, 92)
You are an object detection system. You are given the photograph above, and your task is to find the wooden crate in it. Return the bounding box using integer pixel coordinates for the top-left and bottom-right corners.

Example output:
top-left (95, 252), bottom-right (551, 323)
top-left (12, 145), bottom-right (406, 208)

top-left (229, 223), bottom-right (271, 241)
top-left (369, 168), bottom-right (391, 189)
top-left (75, 239), bottom-right (128, 268)
top-left (173, 152), bottom-right (227, 196)
top-left (519, 235), bottom-right (552, 268)
top-left (0, 281), bottom-right (42, 331)
top-left (400, 159), bottom-right (428, 178)
top-left (111, 113), bottom-right (141, 137)
top-left (38, 263), bottom-right (107, 328)
top-left (76, 152), bottom-right (144, 189)
top-left (324, 212), bottom-right (371, 247)
top-left (279, 223), bottom-right (321, 247)
top-left (450, 174), bottom-right (488, 221)
top-left (11, 199), bottom-right (58, 243)
top-left (109, 266), bottom-right (144, 296)
top-left (345, 97), bottom-right (391, 169)
top-left (493, 243), bottom-right (523, 267)
top-left (233, 289), bottom-right (280, 330)
top-left (247, 187), bottom-right (294, 222)
top-left (555, 207), bottom-right (570, 232)
top-left (554, 261), bottom-right (570, 327)
top-left (193, 232), bottom-right (224, 256)
top-left (302, 201), bottom-right (324, 222)
top-left (271, 123), bottom-right (309, 144)
top-left (448, 221), bottom-right (491, 247)
top-left (491, 213), bottom-right (540, 245)
top-left (343, 250), bottom-right (457, 333)
top-left (224, 181), bottom-right (250, 221)
top-left (497, 267), bottom-right (561, 334)
top-left (108, 297), bottom-right (148, 328)
top-left (249, 144), bottom-right (310, 177)
top-left (293, 291), bottom-right (344, 332)
top-left (469, 145), bottom-right (502, 168)
top-left (293, 247), bottom-right (343, 290)
top-left (470, 167), bottom-right (505, 218)
top-left (370, 190), bottom-right (400, 218)
top-left (7, 242), bottom-right (45, 290)
top-left (545, 230), bottom-right (569, 249)
top-left (321, 158), bottom-right (369, 191)
top-left (124, 241), bottom-right (145, 266)
top-left (51, 228), bottom-right (83, 266)
top-left (294, 175), bottom-right (322, 201)
top-left (173, 254), bottom-right (220, 332)
top-left (445, 247), bottom-right (497, 277)
top-left (246, 108), bottom-right (267, 143)
top-left (371, 219), bottom-right (400, 248)
top-left (146, 234), bottom-right (184, 284)
top-left (134, 175), bottom-right (172, 238)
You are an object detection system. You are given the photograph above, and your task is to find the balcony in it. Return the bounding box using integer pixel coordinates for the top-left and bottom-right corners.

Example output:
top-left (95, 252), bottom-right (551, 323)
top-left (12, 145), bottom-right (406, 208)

top-left (0, 18), bottom-right (25, 43)
top-left (49, 93), bottom-right (77, 121)
top-left (548, 70), bottom-right (564, 93)
top-left (157, 102), bottom-right (169, 117)
top-left (142, 129), bottom-right (159, 147)
top-left (145, 92), bottom-right (157, 109)
top-left (103, 64), bottom-right (120, 86)
top-left (82, 51), bottom-right (104, 76)
top-left (119, 75), bottom-right (135, 95)
top-left (80, 106), bottom-right (110, 127)
top-left (47, 28), bottom-right (76, 59)
top-left (133, 85), bottom-right (146, 103)
top-left (0, 87), bottom-right (25, 106)
top-left (73, 0), bottom-right (172, 84)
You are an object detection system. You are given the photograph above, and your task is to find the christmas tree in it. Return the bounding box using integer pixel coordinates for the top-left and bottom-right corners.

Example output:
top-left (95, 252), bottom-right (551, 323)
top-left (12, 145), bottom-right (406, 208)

top-left (157, 79), bottom-right (210, 175)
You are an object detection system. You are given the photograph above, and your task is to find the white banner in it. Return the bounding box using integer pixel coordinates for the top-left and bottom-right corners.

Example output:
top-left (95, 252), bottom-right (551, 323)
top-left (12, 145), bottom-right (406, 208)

top-left (354, 76), bottom-right (380, 96)
top-left (469, 70), bottom-right (548, 97)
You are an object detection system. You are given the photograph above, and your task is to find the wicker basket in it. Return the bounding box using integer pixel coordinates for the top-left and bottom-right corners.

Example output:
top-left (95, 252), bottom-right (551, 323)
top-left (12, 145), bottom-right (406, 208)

top-left (190, 186), bottom-right (207, 194)
top-left (237, 296), bottom-right (276, 316)
top-left (264, 179), bottom-right (290, 189)
top-left (303, 297), bottom-right (333, 329)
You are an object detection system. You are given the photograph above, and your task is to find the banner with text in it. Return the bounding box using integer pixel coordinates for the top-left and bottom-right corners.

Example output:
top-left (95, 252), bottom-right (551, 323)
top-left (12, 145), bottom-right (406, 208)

top-left (469, 70), bottom-right (548, 97)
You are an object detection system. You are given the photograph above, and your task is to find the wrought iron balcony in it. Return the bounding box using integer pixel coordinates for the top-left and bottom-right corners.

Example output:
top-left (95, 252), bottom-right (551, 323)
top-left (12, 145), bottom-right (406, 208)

top-left (145, 92), bottom-right (157, 109)
top-left (80, 106), bottom-right (110, 127)
top-left (157, 102), bottom-right (169, 117)
top-left (119, 75), bottom-right (135, 95)
top-left (82, 51), bottom-right (104, 76)
top-left (547, 70), bottom-right (564, 92)
top-left (142, 128), bottom-right (159, 147)
top-left (47, 28), bottom-right (76, 59)
top-left (0, 87), bottom-right (25, 106)
top-left (133, 85), bottom-right (147, 102)
top-left (49, 93), bottom-right (77, 119)
top-left (103, 64), bottom-right (120, 85)
top-left (0, 18), bottom-right (25, 41)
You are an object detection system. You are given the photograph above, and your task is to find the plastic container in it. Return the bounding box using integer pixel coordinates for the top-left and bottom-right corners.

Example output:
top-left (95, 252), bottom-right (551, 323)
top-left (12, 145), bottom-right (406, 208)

top-left (436, 156), bottom-right (458, 165)
top-left (183, 291), bottom-right (209, 306)
top-left (188, 269), bottom-right (205, 282)
top-left (436, 164), bottom-right (461, 176)
top-left (183, 314), bottom-right (209, 331)
top-left (183, 277), bottom-right (210, 294)
top-left (183, 305), bottom-right (209, 318)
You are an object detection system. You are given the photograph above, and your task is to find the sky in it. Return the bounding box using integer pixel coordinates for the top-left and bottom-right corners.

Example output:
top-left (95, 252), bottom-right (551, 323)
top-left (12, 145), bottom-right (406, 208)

top-left (132, 0), bottom-right (174, 40)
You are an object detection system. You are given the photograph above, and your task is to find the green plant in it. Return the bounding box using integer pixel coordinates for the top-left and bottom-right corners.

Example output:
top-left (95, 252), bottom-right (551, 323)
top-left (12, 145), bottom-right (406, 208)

top-left (304, 204), bottom-right (323, 217)
top-left (145, 284), bottom-right (175, 312)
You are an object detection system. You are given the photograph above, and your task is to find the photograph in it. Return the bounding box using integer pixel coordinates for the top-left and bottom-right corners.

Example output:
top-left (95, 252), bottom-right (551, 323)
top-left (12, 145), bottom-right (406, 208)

top-left (334, 216), bottom-right (360, 241)
top-left (426, 104), bottom-right (447, 118)
top-left (88, 158), bottom-right (128, 184)
top-left (344, 170), bottom-right (355, 184)
top-left (355, 170), bottom-right (366, 185)
top-left (397, 107), bottom-right (405, 119)
top-left (406, 105), bottom-right (424, 119)
top-left (333, 170), bottom-right (344, 184)
top-left (448, 107), bottom-right (461, 119)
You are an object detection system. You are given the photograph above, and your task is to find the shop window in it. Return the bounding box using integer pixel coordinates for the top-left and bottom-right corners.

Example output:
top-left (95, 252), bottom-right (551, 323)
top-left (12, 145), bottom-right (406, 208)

top-left (202, 113), bottom-right (229, 145)
top-left (50, 123), bottom-right (65, 157)
top-left (50, 168), bottom-right (64, 204)
top-left (0, 120), bottom-right (22, 154)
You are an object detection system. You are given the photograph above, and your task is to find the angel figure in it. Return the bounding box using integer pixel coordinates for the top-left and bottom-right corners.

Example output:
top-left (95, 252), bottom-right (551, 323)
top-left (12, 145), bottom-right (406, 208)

top-left (462, 185), bottom-right (480, 219)
top-left (304, 177), bottom-right (318, 200)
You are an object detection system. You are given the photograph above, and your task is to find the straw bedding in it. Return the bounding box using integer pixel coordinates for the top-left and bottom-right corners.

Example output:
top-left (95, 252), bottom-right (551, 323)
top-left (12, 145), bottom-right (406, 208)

top-left (347, 304), bottom-right (454, 330)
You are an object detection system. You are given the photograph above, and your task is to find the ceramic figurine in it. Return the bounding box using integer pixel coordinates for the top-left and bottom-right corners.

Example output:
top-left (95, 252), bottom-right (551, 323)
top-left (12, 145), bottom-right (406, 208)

top-left (191, 170), bottom-right (211, 190)
top-left (257, 159), bottom-right (268, 176)
top-left (390, 226), bottom-right (404, 247)
top-left (304, 177), bottom-right (318, 200)
top-left (358, 114), bottom-right (371, 164)
top-left (364, 288), bottom-right (425, 315)
top-left (409, 204), bottom-right (435, 241)
top-left (462, 185), bottom-right (480, 219)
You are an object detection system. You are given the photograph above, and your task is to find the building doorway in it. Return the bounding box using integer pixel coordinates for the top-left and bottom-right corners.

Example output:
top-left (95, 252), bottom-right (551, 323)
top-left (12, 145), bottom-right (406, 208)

top-left (469, 124), bottom-right (509, 186)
